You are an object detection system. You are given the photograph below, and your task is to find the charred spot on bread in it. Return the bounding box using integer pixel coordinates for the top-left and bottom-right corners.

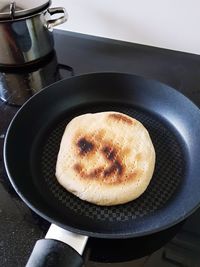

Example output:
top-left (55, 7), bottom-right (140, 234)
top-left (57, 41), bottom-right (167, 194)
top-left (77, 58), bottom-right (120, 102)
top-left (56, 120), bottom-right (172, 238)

top-left (73, 163), bottom-right (103, 179)
top-left (103, 160), bottom-right (123, 177)
top-left (77, 137), bottom-right (94, 155)
top-left (102, 146), bottom-right (116, 161)
top-left (74, 160), bottom-right (123, 183)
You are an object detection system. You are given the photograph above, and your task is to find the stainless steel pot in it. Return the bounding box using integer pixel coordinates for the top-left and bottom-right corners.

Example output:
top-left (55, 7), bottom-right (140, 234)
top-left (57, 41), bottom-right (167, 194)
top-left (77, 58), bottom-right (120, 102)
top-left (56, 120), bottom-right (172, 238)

top-left (0, 0), bottom-right (67, 66)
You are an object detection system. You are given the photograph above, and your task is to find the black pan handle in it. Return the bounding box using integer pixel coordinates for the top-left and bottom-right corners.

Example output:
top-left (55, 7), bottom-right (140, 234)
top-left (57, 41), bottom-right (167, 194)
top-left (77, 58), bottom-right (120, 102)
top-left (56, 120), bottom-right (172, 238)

top-left (26, 239), bottom-right (84, 267)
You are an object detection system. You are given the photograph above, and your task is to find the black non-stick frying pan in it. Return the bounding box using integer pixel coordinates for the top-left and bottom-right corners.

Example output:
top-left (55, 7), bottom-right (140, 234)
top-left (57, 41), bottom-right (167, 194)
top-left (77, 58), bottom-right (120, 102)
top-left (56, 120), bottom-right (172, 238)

top-left (4, 72), bottom-right (200, 266)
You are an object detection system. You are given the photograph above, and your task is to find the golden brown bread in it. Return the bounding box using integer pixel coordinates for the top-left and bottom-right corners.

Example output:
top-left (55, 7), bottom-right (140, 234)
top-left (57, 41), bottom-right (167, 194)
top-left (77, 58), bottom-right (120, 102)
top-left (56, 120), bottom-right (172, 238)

top-left (55, 112), bottom-right (156, 205)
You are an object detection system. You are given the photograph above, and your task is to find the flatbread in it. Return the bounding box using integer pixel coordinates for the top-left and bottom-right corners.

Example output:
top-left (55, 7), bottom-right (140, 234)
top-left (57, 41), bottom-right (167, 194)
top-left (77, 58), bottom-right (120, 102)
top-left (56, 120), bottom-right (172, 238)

top-left (55, 112), bottom-right (155, 206)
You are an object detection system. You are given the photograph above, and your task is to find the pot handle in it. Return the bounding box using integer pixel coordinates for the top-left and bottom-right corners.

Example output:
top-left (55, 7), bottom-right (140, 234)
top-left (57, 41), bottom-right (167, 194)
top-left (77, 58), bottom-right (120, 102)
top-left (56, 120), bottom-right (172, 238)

top-left (45, 7), bottom-right (68, 29)
top-left (26, 239), bottom-right (84, 267)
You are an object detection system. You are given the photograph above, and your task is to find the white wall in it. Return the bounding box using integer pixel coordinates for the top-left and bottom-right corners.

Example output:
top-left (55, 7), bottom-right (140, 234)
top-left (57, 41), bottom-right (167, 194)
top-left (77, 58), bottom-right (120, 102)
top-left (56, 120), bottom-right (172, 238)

top-left (51, 0), bottom-right (200, 55)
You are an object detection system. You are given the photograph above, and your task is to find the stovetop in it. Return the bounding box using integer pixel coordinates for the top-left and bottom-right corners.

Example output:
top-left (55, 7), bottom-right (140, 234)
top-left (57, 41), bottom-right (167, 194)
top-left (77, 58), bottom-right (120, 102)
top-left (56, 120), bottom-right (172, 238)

top-left (1, 29), bottom-right (200, 267)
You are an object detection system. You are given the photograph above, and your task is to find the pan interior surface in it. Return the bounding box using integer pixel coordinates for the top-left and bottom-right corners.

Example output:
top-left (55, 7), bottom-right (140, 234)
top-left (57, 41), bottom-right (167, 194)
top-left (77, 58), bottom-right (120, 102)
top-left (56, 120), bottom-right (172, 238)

top-left (5, 73), bottom-right (200, 238)
top-left (40, 104), bottom-right (184, 221)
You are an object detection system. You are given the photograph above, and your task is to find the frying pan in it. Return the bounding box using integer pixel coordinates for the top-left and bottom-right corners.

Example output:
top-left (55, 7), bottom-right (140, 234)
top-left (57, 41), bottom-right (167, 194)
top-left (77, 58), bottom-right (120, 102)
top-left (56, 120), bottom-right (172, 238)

top-left (4, 72), bottom-right (200, 266)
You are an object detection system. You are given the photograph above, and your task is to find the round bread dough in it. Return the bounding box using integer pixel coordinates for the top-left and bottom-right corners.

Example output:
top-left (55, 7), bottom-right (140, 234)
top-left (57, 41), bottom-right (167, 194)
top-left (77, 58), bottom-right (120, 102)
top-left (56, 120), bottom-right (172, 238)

top-left (55, 112), bottom-right (155, 206)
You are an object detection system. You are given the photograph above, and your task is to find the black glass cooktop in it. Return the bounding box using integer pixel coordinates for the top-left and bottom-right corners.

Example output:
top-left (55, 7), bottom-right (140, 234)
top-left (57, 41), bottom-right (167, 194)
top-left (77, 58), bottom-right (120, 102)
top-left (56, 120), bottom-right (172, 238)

top-left (1, 29), bottom-right (200, 267)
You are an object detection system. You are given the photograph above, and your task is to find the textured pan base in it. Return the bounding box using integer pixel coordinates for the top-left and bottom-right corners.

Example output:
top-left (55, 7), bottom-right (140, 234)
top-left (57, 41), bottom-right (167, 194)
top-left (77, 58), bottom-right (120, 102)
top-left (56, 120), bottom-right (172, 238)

top-left (41, 104), bottom-right (184, 222)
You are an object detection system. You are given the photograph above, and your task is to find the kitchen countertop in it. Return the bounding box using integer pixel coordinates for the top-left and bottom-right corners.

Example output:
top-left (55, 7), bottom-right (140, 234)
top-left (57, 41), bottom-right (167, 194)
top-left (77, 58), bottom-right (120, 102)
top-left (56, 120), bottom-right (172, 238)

top-left (1, 29), bottom-right (200, 266)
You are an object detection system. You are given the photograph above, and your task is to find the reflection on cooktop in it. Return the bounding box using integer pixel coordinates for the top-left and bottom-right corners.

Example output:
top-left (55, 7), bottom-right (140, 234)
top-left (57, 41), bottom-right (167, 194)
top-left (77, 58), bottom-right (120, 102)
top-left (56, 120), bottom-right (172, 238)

top-left (0, 51), bottom-right (74, 106)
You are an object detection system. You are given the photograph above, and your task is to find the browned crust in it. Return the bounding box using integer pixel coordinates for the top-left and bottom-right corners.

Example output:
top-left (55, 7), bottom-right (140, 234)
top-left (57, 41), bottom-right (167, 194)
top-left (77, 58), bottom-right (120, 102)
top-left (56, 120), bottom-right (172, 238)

top-left (73, 162), bottom-right (139, 185)
top-left (74, 164), bottom-right (104, 178)
top-left (108, 113), bottom-right (133, 125)
top-left (73, 129), bottom-right (139, 185)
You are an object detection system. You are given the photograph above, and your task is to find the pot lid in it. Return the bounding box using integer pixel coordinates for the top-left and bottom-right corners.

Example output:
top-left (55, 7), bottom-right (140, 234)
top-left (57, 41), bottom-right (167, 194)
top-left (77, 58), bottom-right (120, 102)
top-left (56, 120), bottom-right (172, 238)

top-left (0, 0), bottom-right (51, 20)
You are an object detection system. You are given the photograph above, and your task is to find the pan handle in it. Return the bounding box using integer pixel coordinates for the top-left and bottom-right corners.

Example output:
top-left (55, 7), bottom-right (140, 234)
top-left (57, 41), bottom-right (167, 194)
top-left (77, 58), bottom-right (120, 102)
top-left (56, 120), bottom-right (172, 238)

top-left (26, 239), bottom-right (84, 267)
top-left (26, 224), bottom-right (88, 267)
